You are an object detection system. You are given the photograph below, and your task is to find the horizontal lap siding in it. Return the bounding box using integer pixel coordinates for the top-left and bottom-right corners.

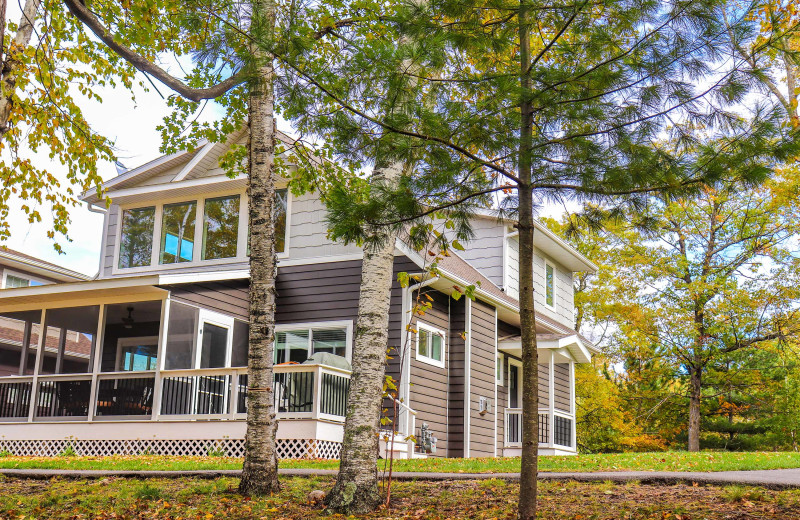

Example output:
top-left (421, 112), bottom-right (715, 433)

top-left (496, 352), bottom-right (507, 453)
top-left (469, 299), bottom-right (496, 458)
top-left (554, 363), bottom-right (571, 413)
top-left (409, 289), bottom-right (450, 457)
top-left (167, 280), bottom-right (250, 321)
top-left (103, 205), bottom-right (119, 277)
top-left (448, 298), bottom-right (466, 457)
top-left (274, 260), bottom-right (362, 324)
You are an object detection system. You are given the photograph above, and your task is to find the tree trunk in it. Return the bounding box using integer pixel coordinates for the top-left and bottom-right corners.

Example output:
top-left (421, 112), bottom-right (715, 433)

top-left (239, 0), bottom-right (280, 496)
top-left (325, 160), bottom-right (402, 514)
top-left (517, 1), bottom-right (538, 519)
top-left (0, 0), bottom-right (40, 141)
top-left (687, 364), bottom-right (702, 452)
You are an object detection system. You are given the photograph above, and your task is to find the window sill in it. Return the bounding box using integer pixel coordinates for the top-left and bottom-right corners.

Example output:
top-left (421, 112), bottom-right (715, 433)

top-left (415, 354), bottom-right (445, 369)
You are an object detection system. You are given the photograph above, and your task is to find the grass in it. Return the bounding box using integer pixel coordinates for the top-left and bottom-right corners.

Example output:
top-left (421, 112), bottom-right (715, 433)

top-left (0, 475), bottom-right (799, 519)
top-left (2, 451), bottom-right (800, 473)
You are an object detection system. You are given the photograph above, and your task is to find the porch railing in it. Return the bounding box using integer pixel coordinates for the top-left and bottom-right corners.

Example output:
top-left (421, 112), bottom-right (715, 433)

top-left (504, 408), bottom-right (574, 449)
top-left (0, 364), bottom-right (350, 423)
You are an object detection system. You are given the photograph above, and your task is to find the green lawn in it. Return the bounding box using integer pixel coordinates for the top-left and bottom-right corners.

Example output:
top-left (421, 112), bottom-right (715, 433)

top-left (1, 451), bottom-right (800, 473)
top-left (2, 476), bottom-right (800, 519)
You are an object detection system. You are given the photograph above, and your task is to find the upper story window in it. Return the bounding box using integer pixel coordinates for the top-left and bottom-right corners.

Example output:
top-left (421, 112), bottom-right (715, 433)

top-left (545, 261), bottom-right (556, 308)
top-left (416, 322), bottom-right (445, 368)
top-left (119, 206), bottom-right (156, 269)
top-left (117, 190), bottom-right (288, 271)
top-left (2, 272), bottom-right (45, 288)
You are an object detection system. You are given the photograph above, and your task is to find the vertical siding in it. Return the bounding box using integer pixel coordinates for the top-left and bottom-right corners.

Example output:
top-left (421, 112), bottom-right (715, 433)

top-left (408, 289), bottom-right (451, 457)
top-left (447, 298), bottom-right (466, 457)
top-left (468, 299), bottom-right (497, 457)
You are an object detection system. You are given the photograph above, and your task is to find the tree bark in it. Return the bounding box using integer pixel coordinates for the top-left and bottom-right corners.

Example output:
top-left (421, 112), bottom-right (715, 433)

top-left (687, 364), bottom-right (702, 452)
top-left (0, 0), bottom-right (40, 141)
top-left (239, 0), bottom-right (280, 496)
top-left (325, 160), bottom-right (402, 514)
top-left (517, 1), bottom-right (538, 518)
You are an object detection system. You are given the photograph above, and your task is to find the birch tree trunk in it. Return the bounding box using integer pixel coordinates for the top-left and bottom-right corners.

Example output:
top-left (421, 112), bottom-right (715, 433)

top-left (325, 160), bottom-right (402, 514)
top-left (239, 0), bottom-right (280, 495)
top-left (0, 0), bottom-right (41, 141)
top-left (517, 1), bottom-right (539, 518)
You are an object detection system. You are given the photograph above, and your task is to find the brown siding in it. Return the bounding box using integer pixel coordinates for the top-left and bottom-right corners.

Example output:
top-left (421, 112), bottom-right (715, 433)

top-left (554, 362), bottom-right (571, 412)
top-left (469, 298), bottom-right (497, 457)
top-left (409, 288), bottom-right (450, 457)
top-left (447, 298), bottom-right (466, 457)
top-left (167, 279), bottom-right (250, 321)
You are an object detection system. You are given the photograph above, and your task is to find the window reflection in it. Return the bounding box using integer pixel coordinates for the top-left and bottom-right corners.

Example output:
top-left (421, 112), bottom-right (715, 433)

top-left (203, 195), bottom-right (240, 260)
top-left (160, 201), bottom-right (196, 264)
top-left (119, 207), bottom-right (155, 268)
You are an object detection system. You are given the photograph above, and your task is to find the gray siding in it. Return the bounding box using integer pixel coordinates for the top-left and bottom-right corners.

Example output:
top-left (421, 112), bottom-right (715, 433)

top-left (453, 218), bottom-right (505, 287)
top-left (554, 363), bottom-right (571, 413)
top-left (409, 289), bottom-right (451, 457)
top-left (468, 298), bottom-right (497, 457)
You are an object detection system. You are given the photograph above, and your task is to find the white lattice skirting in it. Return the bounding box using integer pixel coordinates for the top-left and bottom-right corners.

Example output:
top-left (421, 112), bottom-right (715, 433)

top-left (0, 438), bottom-right (342, 459)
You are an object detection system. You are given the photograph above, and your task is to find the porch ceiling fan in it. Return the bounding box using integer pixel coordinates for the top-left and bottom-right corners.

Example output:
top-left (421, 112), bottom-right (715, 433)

top-left (122, 307), bottom-right (135, 329)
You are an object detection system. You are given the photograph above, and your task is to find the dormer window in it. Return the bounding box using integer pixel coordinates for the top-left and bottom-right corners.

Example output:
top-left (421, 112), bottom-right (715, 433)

top-left (115, 190), bottom-right (288, 272)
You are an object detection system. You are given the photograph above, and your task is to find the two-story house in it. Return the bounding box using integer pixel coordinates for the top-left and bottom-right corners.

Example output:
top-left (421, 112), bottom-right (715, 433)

top-left (0, 131), bottom-right (597, 459)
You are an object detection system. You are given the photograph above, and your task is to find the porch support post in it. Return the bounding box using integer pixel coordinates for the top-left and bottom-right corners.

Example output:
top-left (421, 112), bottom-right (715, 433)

top-left (151, 297), bottom-right (170, 420)
top-left (312, 366), bottom-right (322, 419)
top-left (27, 309), bottom-right (47, 422)
top-left (87, 304), bottom-right (106, 422)
top-left (55, 327), bottom-right (67, 374)
top-left (569, 359), bottom-right (576, 450)
top-left (548, 349), bottom-right (555, 448)
top-left (18, 320), bottom-right (31, 375)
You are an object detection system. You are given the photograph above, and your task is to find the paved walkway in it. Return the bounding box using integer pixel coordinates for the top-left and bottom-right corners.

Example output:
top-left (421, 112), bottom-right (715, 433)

top-left (4, 468), bottom-right (800, 489)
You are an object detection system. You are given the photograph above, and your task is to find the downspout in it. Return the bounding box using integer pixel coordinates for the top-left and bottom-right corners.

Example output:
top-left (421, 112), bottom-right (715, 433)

top-left (87, 203), bottom-right (108, 280)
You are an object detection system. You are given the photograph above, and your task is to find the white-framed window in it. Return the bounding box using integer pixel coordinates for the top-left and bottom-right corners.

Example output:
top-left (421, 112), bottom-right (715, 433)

top-left (1, 269), bottom-right (47, 289)
top-left (496, 354), bottom-right (504, 386)
top-left (416, 322), bottom-right (445, 368)
top-left (115, 188), bottom-right (290, 273)
top-left (116, 336), bottom-right (160, 371)
top-left (274, 320), bottom-right (353, 364)
top-left (544, 261), bottom-right (556, 309)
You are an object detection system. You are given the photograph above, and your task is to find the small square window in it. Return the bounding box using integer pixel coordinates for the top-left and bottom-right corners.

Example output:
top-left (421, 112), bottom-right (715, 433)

top-left (416, 323), bottom-right (445, 368)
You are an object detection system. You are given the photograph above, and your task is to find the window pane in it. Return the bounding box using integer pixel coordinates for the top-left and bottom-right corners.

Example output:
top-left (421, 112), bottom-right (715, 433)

top-left (546, 264), bottom-right (555, 307)
top-left (203, 195), bottom-right (240, 260)
top-left (497, 356), bottom-right (502, 382)
top-left (121, 344), bottom-right (158, 371)
top-left (311, 329), bottom-right (346, 357)
top-left (200, 323), bottom-right (228, 368)
top-left (5, 275), bottom-right (30, 288)
top-left (160, 201), bottom-right (196, 264)
top-left (418, 329), bottom-right (429, 358)
top-left (231, 320), bottom-right (249, 367)
top-left (275, 189), bottom-right (288, 253)
top-left (275, 330), bottom-right (309, 364)
top-left (119, 207), bottom-right (155, 268)
top-left (164, 303), bottom-right (198, 370)
top-left (431, 334), bottom-right (442, 361)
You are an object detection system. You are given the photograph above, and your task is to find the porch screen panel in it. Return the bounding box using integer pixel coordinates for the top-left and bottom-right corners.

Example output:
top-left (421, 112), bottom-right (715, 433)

top-left (100, 301), bottom-right (163, 372)
top-left (202, 195), bottom-right (239, 260)
top-left (199, 322), bottom-right (227, 368)
top-left (40, 306), bottom-right (99, 374)
top-left (164, 302), bottom-right (199, 370)
top-left (0, 309), bottom-right (41, 376)
top-left (160, 201), bottom-right (196, 264)
top-left (119, 206), bottom-right (155, 269)
top-left (230, 320), bottom-right (249, 367)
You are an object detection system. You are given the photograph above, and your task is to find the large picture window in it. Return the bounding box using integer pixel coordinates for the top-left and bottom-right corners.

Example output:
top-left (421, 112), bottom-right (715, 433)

top-left (160, 201), bottom-right (196, 264)
top-left (119, 207), bottom-right (155, 269)
top-left (274, 323), bottom-right (350, 364)
top-left (116, 189), bottom-right (290, 270)
top-left (203, 195), bottom-right (240, 260)
top-left (416, 322), bottom-right (445, 368)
